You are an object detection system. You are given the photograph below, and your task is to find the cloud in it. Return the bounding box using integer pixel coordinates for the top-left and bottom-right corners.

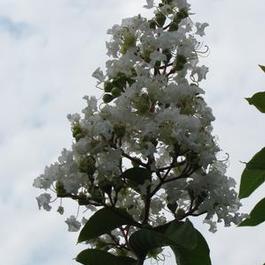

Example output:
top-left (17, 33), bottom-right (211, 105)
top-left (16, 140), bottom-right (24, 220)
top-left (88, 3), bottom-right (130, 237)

top-left (0, 16), bottom-right (32, 38)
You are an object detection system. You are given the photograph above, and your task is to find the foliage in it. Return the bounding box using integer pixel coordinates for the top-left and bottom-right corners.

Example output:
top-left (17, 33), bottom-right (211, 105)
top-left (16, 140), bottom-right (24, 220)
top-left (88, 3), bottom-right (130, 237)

top-left (239, 65), bottom-right (265, 227)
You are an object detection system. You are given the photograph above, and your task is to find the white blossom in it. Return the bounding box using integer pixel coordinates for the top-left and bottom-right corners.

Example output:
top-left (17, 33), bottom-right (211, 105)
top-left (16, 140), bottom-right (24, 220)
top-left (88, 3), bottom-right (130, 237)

top-left (143, 0), bottom-right (154, 9)
top-left (34, 0), bottom-right (244, 238)
top-left (65, 216), bottom-right (81, 232)
top-left (195, 22), bottom-right (209, 37)
top-left (36, 193), bottom-right (52, 211)
top-left (92, 67), bottom-right (105, 82)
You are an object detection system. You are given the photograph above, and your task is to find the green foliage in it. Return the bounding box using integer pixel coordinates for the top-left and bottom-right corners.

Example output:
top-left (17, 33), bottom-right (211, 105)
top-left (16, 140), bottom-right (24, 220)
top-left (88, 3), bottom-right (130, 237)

top-left (171, 230), bottom-right (211, 265)
top-left (239, 64), bottom-right (265, 232)
top-left (246, 92), bottom-right (265, 113)
top-left (129, 220), bottom-right (211, 265)
top-left (239, 147), bottom-right (265, 199)
top-left (78, 207), bottom-right (138, 243)
top-left (239, 197), bottom-right (265, 226)
top-left (76, 249), bottom-right (137, 265)
top-left (122, 167), bottom-right (152, 189)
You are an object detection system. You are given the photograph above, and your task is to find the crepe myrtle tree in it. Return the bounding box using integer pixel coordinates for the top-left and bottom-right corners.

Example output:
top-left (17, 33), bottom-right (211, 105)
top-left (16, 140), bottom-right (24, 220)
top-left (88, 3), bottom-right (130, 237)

top-left (33, 0), bottom-right (246, 264)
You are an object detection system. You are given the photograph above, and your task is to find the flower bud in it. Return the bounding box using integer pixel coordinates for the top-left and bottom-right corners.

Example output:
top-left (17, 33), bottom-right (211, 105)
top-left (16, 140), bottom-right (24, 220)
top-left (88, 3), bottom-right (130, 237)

top-left (78, 155), bottom-right (96, 175)
top-left (149, 19), bottom-right (156, 29)
top-left (104, 81), bottom-right (113, 92)
top-left (177, 8), bottom-right (189, 20)
top-left (168, 22), bottom-right (179, 32)
top-left (112, 72), bottom-right (127, 89)
top-left (78, 192), bottom-right (90, 205)
top-left (132, 93), bottom-right (151, 114)
top-left (56, 181), bottom-right (67, 197)
top-left (111, 87), bottom-right (122, 97)
top-left (174, 54), bottom-right (187, 71)
top-left (167, 201), bottom-right (178, 213)
top-left (113, 124), bottom-right (126, 138)
top-left (120, 30), bottom-right (136, 55)
top-left (155, 12), bottom-right (166, 27)
top-left (72, 123), bottom-right (83, 141)
top-left (175, 208), bottom-right (186, 219)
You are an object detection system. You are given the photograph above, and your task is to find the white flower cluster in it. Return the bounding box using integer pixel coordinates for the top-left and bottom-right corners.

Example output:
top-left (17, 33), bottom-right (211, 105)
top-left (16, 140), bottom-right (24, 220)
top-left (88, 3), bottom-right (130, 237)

top-left (33, 0), bottom-right (244, 234)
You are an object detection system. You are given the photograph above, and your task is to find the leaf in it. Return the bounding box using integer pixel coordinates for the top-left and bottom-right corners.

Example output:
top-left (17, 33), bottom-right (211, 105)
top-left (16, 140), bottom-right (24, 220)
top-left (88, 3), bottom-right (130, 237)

top-left (239, 197), bottom-right (265, 226)
top-left (78, 207), bottom-right (138, 243)
top-left (259, 64), bottom-right (265, 73)
top-left (171, 229), bottom-right (211, 265)
top-left (239, 147), bottom-right (265, 199)
top-left (76, 249), bottom-right (137, 265)
top-left (129, 220), bottom-right (197, 259)
top-left (122, 167), bottom-right (151, 191)
top-left (155, 220), bottom-right (197, 249)
top-left (246, 92), bottom-right (265, 113)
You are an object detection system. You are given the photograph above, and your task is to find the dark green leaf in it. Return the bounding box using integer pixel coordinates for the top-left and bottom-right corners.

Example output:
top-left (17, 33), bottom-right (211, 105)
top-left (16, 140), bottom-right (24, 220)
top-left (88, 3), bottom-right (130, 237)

top-left (239, 197), bottom-right (265, 226)
top-left (246, 92), bottom-right (265, 113)
top-left (155, 220), bottom-right (197, 249)
top-left (122, 167), bottom-right (151, 190)
top-left (76, 249), bottom-right (136, 265)
top-left (129, 220), bottom-right (197, 258)
top-left (239, 148), bottom-right (265, 199)
top-left (171, 229), bottom-right (211, 265)
top-left (259, 65), bottom-right (265, 73)
top-left (78, 207), bottom-right (138, 243)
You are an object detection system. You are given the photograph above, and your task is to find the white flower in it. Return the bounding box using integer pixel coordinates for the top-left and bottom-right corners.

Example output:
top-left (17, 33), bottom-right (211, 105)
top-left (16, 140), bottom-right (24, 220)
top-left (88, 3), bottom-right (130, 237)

top-left (192, 65), bottom-right (209, 81)
top-left (143, 0), bottom-right (154, 9)
top-left (57, 206), bottom-right (64, 215)
top-left (92, 67), bottom-right (105, 82)
top-left (36, 193), bottom-right (52, 211)
top-left (82, 96), bottom-right (98, 116)
top-left (203, 219), bottom-right (217, 233)
top-left (195, 22), bottom-right (209, 37)
top-left (65, 216), bottom-right (81, 232)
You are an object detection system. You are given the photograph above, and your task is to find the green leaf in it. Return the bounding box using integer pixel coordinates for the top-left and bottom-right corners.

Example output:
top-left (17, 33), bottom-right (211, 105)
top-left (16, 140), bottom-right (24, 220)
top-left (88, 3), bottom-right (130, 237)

top-left (246, 92), bottom-right (265, 113)
top-left (171, 229), bottom-right (211, 265)
top-left (259, 64), bottom-right (265, 73)
top-left (78, 207), bottom-right (138, 243)
top-left (129, 220), bottom-right (197, 259)
top-left (239, 148), bottom-right (265, 199)
top-left (155, 220), bottom-right (197, 249)
top-left (122, 167), bottom-right (151, 190)
top-left (76, 249), bottom-right (137, 265)
top-left (239, 197), bottom-right (265, 226)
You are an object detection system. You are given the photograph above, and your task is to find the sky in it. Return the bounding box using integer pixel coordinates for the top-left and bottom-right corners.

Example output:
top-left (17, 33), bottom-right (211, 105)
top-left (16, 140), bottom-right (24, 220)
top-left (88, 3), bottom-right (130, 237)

top-left (0, 0), bottom-right (265, 264)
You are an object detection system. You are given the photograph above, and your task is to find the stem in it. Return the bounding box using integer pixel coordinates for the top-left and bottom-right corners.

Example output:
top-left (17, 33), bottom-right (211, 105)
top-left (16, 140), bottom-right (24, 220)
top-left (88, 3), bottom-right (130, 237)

top-left (142, 187), bottom-right (151, 224)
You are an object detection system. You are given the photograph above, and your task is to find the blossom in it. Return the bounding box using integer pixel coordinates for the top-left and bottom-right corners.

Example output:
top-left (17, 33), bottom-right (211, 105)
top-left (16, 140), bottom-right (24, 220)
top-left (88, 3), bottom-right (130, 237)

top-left (34, 0), bottom-right (244, 237)
top-left (143, 0), bottom-right (154, 9)
top-left (65, 216), bottom-right (81, 232)
top-left (92, 67), bottom-right (104, 83)
top-left (36, 193), bottom-right (52, 211)
top-left (195, 22), bottom-right (209, 36)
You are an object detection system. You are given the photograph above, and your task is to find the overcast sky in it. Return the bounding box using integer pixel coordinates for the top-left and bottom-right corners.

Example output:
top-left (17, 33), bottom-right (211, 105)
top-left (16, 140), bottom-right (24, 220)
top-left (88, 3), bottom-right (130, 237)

top-left (1, 0), bottom-right (265, 264)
